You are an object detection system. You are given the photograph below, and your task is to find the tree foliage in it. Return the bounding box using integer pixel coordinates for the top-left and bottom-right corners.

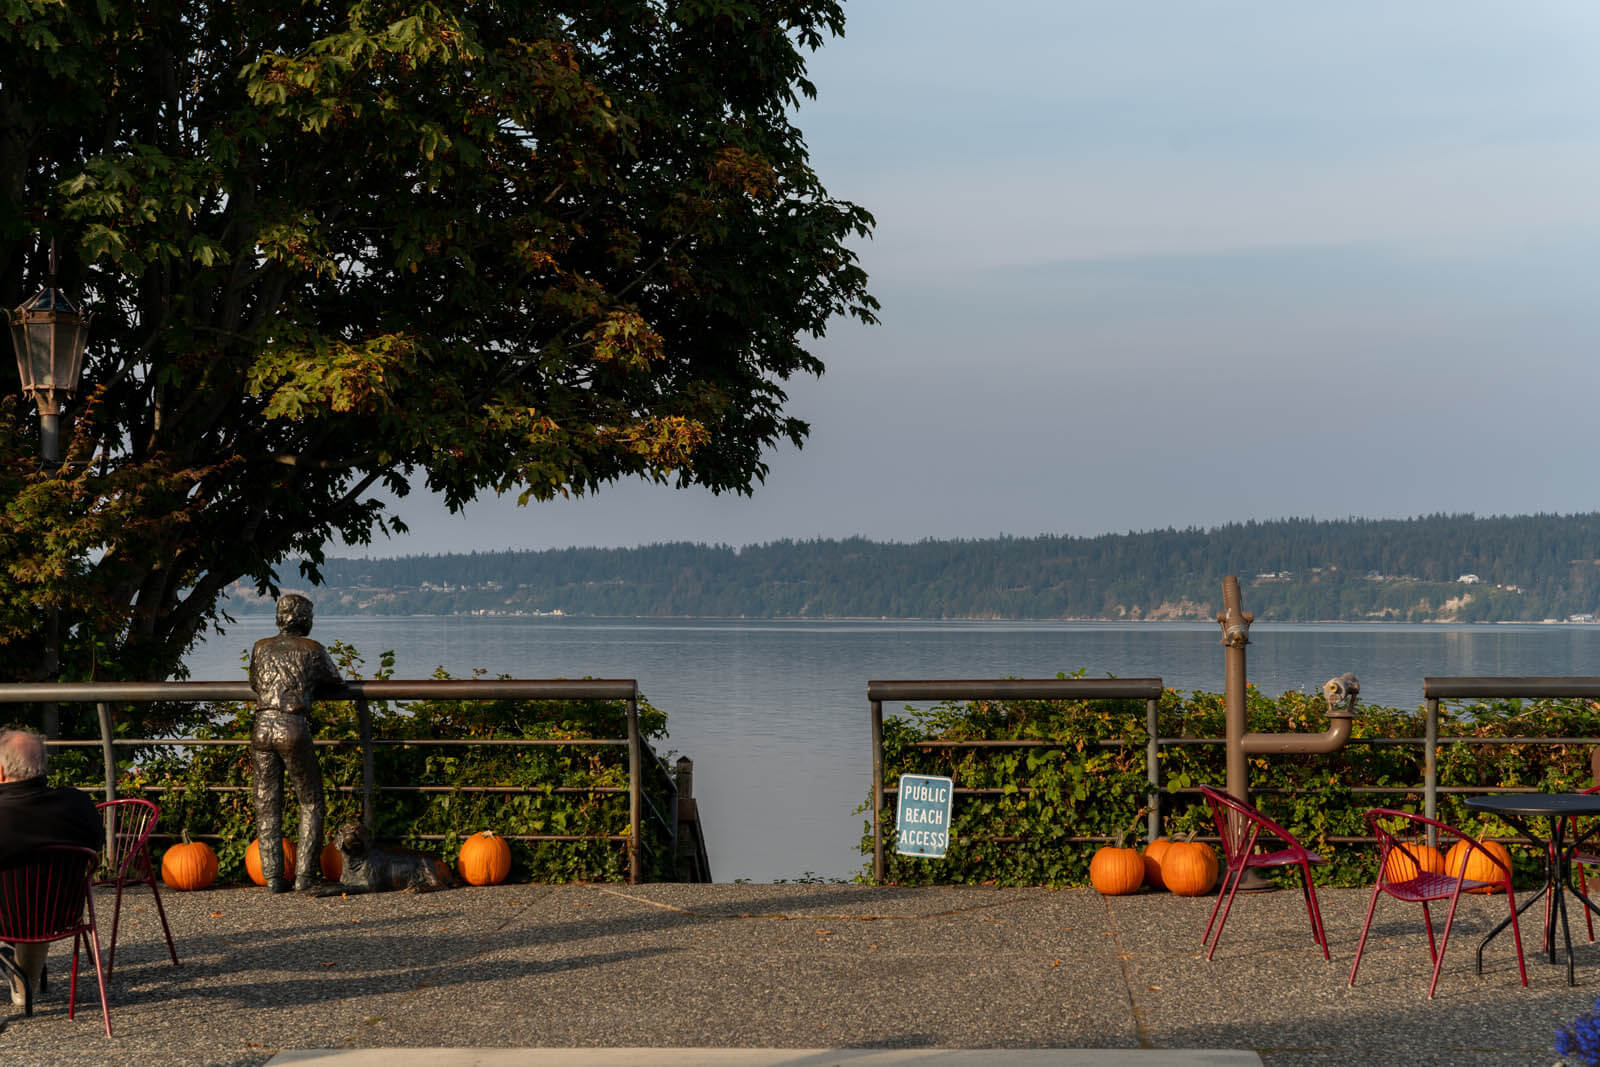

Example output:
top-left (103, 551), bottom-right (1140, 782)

top-left (281, 512), bottom-right (1600, 621)
top-left (0, 0), bottom-right (876, 684)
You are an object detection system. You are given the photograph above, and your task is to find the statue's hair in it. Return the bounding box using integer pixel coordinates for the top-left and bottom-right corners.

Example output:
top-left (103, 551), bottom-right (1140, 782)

top-left (276, 593), bottom-right (315, 636)
top-left (0, 729), bottom-right (47, 780)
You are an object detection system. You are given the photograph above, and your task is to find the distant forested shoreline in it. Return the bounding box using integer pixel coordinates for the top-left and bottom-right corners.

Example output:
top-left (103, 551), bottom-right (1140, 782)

top-left (228, 513), bottom-right (1600, 623)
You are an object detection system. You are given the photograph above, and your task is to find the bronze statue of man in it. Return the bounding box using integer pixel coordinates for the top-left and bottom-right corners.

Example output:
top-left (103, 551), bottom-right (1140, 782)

top-left (248, 594), bottom-right (341, 892)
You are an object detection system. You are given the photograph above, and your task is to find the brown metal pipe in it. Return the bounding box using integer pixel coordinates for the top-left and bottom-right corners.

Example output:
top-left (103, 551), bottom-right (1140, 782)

top-left (1240, 714), bottom-right (1354, 755)
top-left (1218, 575), bottom-right (1253, 802)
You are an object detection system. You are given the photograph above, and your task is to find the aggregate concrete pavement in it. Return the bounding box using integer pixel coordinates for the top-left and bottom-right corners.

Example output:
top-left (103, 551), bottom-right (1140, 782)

top-left (0, 881), bottom-right (1588, 1065)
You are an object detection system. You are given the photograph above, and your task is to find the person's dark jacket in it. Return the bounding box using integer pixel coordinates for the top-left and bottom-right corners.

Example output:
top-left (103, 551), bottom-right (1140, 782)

top-left (0, 777), bottom-right (103, 867)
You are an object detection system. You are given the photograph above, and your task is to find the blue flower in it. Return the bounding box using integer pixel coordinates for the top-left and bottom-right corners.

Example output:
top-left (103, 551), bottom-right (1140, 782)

top-left (1556, 996), bottom-right (1600, 1066)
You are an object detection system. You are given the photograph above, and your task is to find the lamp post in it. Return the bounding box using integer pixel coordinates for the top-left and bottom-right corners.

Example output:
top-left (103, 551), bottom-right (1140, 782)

top-left (7, 241), bottom-right (91, 470)
top-left (7, 240), bottom-right (91, 737)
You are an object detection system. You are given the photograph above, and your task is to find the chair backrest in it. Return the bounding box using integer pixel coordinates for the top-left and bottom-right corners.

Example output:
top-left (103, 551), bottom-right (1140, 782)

top-left (0, 845), bottom-right (99, 945)
top-left (1364, 807), bottom-right (1509, 890)
top-left (1199, 785), bottom-right (1302, 866)
top-left (95, 798), bottom-right (159, 883)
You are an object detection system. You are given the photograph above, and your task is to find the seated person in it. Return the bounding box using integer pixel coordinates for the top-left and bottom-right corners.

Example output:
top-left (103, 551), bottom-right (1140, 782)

top-left (0, 729), bottom-right (102, 1009)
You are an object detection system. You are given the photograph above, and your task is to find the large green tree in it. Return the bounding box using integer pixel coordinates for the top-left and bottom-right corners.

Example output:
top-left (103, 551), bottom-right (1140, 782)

top-left (0, 0), bottom-right (875, 683)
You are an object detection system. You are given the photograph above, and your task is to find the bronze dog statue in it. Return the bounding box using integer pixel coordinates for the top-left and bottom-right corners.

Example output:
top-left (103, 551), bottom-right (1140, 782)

top-left (317, 822), bottom-right (458, 895)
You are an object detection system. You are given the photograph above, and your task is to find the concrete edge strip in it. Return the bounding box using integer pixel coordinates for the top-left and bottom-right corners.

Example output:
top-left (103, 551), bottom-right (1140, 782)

top-left (267, 1050), bottom-right (1264, 1067)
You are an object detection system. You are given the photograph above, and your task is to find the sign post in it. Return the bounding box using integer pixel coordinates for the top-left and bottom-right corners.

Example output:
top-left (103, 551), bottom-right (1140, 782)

top-left (895, 773), bottom-right (954, 859)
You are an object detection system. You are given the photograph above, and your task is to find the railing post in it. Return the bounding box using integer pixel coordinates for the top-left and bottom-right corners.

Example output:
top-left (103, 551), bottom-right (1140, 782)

top-left (1424, 696), bottom-right (1439, 842)
top-left (96, 702), bottom-right (116, 807)
top-left (356, 696), bottom-right (375, 829)
top-left (1146, 696), bottom-right (1161, 843)
top-left (672, 755), bottom-right (691, 869)
top-left (871, 697), bottom-right (885, 882)
top-left (627, 691), bottom-right (641, 884)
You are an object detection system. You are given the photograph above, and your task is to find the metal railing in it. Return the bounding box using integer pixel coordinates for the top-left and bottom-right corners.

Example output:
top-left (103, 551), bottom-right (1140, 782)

top-left (871, 676), bottom-right (1600, 879)
top-left (0, 679), bottom-right (673, 884)
top-left (1421, 676), bottom-right (1600, 826)
top-left (869, 679), bottom-right (1164, 881)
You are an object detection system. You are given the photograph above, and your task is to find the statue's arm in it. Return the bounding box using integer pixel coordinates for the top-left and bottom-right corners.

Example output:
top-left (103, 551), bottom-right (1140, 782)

top-left (316, 647), bottom-right (345, 694)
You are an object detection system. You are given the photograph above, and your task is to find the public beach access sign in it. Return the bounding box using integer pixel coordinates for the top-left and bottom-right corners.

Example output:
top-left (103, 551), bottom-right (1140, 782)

top-left (895, 773), bottom-right (954, 858)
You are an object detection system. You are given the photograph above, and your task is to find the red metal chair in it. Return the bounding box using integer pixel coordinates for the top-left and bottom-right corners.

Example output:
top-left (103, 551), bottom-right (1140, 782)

top-left (0, 845), bottom-right (112, 1035)
top-left (1198, 785), bottom-right (1330, 961)
top-left (1556, 783), bottom-right (1600, 941)
top-left (1349, 808), bottom-right (1526, 998)
top-left (94, 798), bottom-right (179, 980)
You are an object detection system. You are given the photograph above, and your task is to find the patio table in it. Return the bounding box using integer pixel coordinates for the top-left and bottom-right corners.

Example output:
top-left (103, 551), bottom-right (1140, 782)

top-left (1464, 792), bottom-right (1600, 985)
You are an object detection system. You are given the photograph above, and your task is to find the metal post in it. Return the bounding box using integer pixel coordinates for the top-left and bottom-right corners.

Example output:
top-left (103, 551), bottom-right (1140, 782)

top-left (41, 607), bottom-right (59, 739)
top-left (39, 412), bottom-right (61, 469)
top-left (1218, 576), bottom-right (1252, 803)
top-left (1425, 696), bottom-right (1439, 843)
top-left (96, 702), bottom-right (116, 806)
top-left (672, 755), bottom-right (691, 866)
top-left (627, 694), bottom-right (641, 885)
top-left (356, 697), bottom-right (375, 828)
top-left (871, 697), bottom-right (885, 882)
top-left (1146, 696), bottom-right (1161, 843)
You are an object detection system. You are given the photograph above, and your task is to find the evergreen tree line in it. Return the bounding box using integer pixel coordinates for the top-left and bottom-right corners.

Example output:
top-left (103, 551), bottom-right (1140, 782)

top-left (240, 513), bottom-right (1600, 622)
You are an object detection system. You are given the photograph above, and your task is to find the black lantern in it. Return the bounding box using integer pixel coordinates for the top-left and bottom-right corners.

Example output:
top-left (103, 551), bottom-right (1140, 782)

top-left (7, 248), bottom-right (91, 467)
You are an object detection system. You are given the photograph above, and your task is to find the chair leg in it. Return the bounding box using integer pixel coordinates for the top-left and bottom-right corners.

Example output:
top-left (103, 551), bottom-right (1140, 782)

top-left (147, 874), bottom-right (180, 967)
top-left (68, 931), bottom-right (79, 1021)
top-left (1348, 882), bottom-right (1385, 986)
top-left (105, 881), bottom-right (125, 981)
top-left (80, 904), bottom-right (111, 1037)
top-left (1582, 864), bottom-right (1595, 942)
top-left (1297, 863), bottom-right (1330, 959)
top-left (1428, 892), bottom-right (1466, 999)
top-left (1202, 867), bottom-right (1232, 946)
top-left (1504, 886), bottom-right (1529, 988)
top-left (1206, 866), bottom-right (1247, 960)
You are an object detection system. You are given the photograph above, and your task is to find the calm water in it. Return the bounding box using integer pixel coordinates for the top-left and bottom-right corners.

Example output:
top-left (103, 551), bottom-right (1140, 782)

top-left (183, 617), bottom-right (1600, 881)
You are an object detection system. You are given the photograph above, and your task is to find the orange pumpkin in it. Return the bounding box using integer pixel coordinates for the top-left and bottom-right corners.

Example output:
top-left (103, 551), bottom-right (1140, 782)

top-left (1384, 840), bottom-right (1445, 883)
top-left (320, 841), bottom-right (343, 882)
top-left (1163, 836), bottom-right (1219, 897)
top-left (1445, 838), bottom-right (1512, 893)
top-left (457, 830), bottom-right (513, 886)
top-left (1090, 841), bottom-right (1146, 896)
top-left (245, 838), bottom-right (297, 886)
top-left (1142, 837), bottom-right (1173, 890)
top-left (160, 832), bottom-right (218, 891)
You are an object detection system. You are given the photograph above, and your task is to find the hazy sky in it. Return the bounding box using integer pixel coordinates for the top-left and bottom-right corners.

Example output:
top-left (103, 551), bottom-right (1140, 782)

top-left (358, 1), bottom-right (1600, 557)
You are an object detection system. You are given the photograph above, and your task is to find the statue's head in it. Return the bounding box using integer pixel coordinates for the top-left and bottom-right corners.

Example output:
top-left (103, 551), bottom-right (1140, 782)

top-left (276, 593), bottom-right (315, 636)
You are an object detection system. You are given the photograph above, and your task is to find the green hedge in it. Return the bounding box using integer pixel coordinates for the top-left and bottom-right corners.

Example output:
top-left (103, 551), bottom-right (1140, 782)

top-left (46, 648), bottom-right (676, 884)
top-left (866, 682), bottom-right (1600, 887)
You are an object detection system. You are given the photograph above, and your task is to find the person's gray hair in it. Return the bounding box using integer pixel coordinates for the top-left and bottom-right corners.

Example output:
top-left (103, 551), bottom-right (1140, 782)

top-left (0, 729), bottom-right (47, 780)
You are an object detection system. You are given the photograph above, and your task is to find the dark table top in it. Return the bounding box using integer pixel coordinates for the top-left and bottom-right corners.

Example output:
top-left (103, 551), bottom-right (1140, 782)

top-left (1464, 793), bottom-right (1600, 818)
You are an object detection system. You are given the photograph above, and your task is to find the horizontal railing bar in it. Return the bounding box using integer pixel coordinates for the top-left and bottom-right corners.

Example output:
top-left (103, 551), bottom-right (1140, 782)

top-left (903, 735), bottom-right (1599, 751)
top-left (66, 732), bottom-right (1569, 752)
top-left (1425, 677), bottom-right (1600, 699)
top-left (406, 834), bottom-right (628, 843)
top-left (148, 832), bottom-right (628, 844)
top-left (0, 679), bottom-right (639, 703)
top-left (963, 834), bottom-right (1543, 847)
top-left (884, 783), bottom-right (1569, 797)
top-left (124, 784), bottom-right (628, 795)
top-left (869, 679), bottom-right (1163, 702)
top-left (379, 785), bottom-right (626, 795)
top-left (47, 737), bottom-right (625, 748)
